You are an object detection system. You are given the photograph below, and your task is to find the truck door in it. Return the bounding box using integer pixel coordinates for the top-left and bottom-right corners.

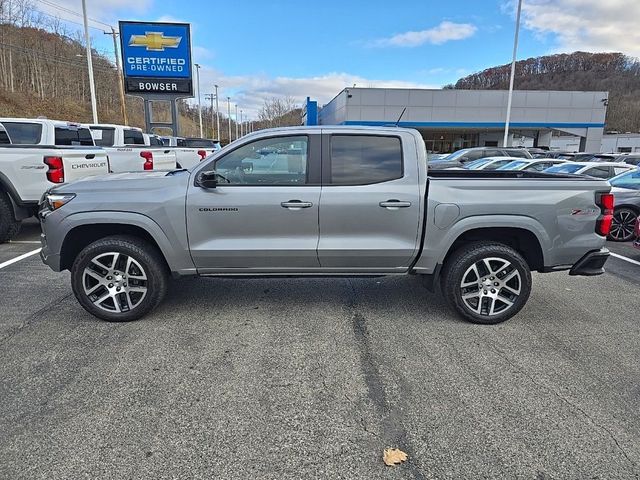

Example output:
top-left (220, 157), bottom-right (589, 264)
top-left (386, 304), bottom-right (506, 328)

top-left (186, 133), bottom-right (321, 272)
top-left (317, 132), bottom-right (422, 271)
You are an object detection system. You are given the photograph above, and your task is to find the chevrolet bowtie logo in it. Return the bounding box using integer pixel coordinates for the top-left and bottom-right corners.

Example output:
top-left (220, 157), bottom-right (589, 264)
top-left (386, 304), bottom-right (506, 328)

top-left (129, 32), bottom-right (182, 51)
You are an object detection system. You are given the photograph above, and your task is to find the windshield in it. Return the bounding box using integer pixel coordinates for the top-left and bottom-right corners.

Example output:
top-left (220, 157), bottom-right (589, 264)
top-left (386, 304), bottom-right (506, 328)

top-left (464, 158), bottom-right (490, 169)
top-left (545, 164), bottom-right (583, 174)
top-left (610, 169), bottom-right (640, 190)
top-left (497, 161), bottom-right (528, 170)
top-left (443, 149), bottom-right (470, 161)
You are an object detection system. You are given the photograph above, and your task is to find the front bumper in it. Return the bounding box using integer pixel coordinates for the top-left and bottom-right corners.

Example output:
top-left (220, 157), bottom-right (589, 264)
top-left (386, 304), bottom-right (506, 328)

top-left (569, 248), bottom-right (609, 276)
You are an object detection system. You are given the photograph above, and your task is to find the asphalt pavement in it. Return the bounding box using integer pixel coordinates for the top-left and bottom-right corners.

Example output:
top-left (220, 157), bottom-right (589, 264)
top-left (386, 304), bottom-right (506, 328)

top-left (1, 219), bottom-right (639, 479)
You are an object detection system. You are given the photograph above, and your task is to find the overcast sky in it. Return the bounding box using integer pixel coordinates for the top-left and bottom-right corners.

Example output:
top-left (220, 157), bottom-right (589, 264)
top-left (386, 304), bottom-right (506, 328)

top-left (37, 0), bottom-right (640, 118)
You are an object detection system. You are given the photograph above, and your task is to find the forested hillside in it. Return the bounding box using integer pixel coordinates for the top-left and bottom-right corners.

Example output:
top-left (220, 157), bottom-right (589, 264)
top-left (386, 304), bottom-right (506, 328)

top-left (449, 52), bottom-right (640, 132)
top-left (0, 1), bottom-right (300, 141)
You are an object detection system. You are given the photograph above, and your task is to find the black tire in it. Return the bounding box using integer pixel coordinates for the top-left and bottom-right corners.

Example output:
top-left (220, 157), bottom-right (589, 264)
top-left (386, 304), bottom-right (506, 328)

top-left (70, 235), bottom-right (168, 322)
top-left (0, 191), bottom-right (21, 243)
top-left (441, 242), bottom-right (532, 325)
top-left (609, 207), bottom-right (637, 242)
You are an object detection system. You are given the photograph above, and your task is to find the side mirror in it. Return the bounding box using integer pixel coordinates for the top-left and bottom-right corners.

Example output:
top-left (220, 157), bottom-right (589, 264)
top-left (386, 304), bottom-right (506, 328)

top-left (196, 170), bottom-right (219, 189)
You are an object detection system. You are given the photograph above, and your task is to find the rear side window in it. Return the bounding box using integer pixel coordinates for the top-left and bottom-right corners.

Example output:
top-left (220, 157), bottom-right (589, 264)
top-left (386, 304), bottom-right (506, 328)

top-left (0, 128), bottom-right (10, 144)
top-left (55, 127), bottom-right (94, 146)
top-left (329, 135), bottom-right (402, 185)
top-left (184, 138), bottom-right (216, 148)
top-left (2, 122), bottom-right (42, 144)
top-left (148, 136), bottom-right (162, 146)
top-left (123, 129), bottom-right (145, 145)
top-left (584, 166), bottom-right (611, 179)
top-left (90, 127), bottom-right (115, 147)
top-left (507, 149), bottom-right (530, 158)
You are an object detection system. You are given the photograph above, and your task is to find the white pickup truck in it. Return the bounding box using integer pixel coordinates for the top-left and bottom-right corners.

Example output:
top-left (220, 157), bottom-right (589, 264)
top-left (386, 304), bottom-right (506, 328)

top-left (0, 118), bottom-right (109, 242)
top-left (86, 124), bottom-right (176, 172)
top-left (160, 136), bottom-right (221, 169)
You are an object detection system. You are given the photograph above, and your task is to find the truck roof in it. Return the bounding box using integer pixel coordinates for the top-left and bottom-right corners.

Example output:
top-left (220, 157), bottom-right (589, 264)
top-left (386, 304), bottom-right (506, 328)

top-left (0, 118), bottom-right (86, 128)
top-left (85, 123), bottom-right (143, 131)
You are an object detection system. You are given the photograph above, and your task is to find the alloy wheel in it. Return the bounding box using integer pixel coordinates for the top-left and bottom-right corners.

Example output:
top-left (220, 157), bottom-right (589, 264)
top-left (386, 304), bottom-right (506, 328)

top-left (82, 252), bottom-right (148, 313)
top-left (609, 209), bottom-right (636, 241)
top-left (459, 257), bottom-right (521, 316)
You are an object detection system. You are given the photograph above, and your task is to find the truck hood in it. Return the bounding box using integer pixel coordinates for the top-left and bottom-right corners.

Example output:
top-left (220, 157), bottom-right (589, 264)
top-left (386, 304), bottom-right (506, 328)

top-left (52, 169), bottom-right (189, 194)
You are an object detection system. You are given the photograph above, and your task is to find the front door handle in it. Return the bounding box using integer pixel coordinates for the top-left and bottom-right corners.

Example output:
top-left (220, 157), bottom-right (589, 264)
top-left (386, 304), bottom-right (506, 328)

top-left (281, 200), bottom-right (313, 210)
top-left (379, 200), bottom-right (412, 209)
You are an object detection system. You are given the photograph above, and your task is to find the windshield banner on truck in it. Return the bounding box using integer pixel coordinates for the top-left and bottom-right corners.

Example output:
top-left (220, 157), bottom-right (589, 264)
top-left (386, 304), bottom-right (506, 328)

top-left (119, 21), bottom-right (193, 96)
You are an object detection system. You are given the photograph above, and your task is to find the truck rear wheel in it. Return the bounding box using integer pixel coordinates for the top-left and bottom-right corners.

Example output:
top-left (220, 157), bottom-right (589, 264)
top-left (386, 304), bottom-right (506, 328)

top-left (441, 242), bottom-right (532, 324)
top-left (0, 192), bottom-right (21, 243)
top-left (70, 235), bottom-right (168, 322)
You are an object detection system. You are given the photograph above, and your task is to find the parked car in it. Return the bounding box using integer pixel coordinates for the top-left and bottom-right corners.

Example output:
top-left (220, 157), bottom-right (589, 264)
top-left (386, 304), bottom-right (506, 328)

top-left (158, 135), bottom-right (221, 169)
top-left (143, 133), bottom-right (164, 146)
top-left (497, 158), bottom-right (568, 172)
top-left (86, 124), bottom-right (177, 172)
top-left (617, 154), bottom-right (640, 166)
top-left (463, 157), bottom-right (524, 170)
top-left (39, 126), bottom-right (611, 325)
top-left (544, 161), bottom-right (635, 179)
top-left (0, 118), bottom-right (109, 242)
top-left (607, 169), bottom-right (640, 241)
top-left (544, 151), bottom-right (576, 160)
top-left (429, 146), bottom-right (532, 170)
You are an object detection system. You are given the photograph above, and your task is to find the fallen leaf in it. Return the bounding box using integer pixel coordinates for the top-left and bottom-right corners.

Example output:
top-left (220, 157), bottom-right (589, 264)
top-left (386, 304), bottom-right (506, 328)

top-left (383, 448), bottom-right (408, 466)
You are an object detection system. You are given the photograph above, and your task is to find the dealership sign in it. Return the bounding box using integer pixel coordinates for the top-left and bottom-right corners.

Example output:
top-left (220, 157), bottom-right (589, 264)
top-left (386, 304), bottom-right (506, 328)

top-left (119, 21), bottom-right (193, 95)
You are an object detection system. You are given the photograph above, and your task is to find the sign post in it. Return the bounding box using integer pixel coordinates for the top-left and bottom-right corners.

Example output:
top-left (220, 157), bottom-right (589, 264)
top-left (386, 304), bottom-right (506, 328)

top-left (119, 21), bottom-right (193, 135)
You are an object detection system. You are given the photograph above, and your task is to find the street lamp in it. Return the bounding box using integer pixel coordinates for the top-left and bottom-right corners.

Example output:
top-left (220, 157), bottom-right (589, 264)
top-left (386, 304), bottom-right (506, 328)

top-left (81, 0), bottom-right (98, 123)
top-left (503, 0), bottom-right (522, 147)
top-left (214, 84), bottom-right (220, 142)
top-left (235, 104), bottom-right (239, 139)
top-left (194, 63), bottom-right (203, 138)
top-left (240, 109), bottom-right (243, 136)
top-left (227, 97), bottom-right (231, 143)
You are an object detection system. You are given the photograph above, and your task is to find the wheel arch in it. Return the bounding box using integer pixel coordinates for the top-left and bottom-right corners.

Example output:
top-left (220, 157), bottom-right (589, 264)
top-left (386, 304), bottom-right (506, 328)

top-left (57, 212), bottom-right (191, 274)
top-left (443, 226), bottom-right (545, 272)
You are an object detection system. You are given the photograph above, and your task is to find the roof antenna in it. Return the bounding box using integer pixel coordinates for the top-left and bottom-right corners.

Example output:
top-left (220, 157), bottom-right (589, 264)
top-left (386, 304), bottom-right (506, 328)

top-left (395, 107), bottom-right (407, 127)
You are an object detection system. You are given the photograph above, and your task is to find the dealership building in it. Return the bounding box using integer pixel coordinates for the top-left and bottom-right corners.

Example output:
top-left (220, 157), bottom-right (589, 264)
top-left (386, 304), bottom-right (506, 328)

top-left (304, 88), bottom-right (609, 153)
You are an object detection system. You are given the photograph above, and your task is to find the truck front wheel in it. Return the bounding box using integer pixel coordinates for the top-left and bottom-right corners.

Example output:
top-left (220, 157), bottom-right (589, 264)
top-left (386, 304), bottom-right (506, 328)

top-left (441, 242), bottom-right (532, 324)
top-left (0, 191), bottom-right (21, 243)
top-left (70, 235), bottom-right (168, 322)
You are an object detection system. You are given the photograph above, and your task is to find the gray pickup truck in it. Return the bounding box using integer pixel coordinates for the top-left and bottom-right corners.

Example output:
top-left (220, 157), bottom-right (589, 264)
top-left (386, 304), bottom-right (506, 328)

top-left (39, 126), bottom-right (612, 324)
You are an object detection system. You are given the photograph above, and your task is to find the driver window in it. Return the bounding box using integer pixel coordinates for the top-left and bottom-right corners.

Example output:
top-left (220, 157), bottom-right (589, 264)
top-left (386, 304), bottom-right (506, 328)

top-left (214, 136), bottom-right (308, 185)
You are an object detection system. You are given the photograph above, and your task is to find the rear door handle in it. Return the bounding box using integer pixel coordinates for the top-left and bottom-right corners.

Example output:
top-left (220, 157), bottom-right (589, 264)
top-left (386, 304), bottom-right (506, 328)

top-left (379, 200), bottom-right (412, 209)
top-left (281, 200), bottom-right (313, 209)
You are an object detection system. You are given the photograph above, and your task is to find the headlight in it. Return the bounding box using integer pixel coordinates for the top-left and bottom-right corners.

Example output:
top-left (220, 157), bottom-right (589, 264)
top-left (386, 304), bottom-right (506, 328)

top-left (45, 193), bottom-right (75, 211)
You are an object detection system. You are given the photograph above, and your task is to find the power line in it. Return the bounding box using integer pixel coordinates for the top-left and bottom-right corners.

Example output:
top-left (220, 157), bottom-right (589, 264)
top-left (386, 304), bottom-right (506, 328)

top-left (0, 41), bottom-right (117, 73)
top-left (34, 0), bottom-right (113, 29)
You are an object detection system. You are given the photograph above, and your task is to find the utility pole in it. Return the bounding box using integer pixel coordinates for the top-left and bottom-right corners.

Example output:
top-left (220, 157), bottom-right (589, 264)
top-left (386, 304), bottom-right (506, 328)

top-left (227, 97), bottom-right (231, 143)
top-left (195, 63), bottom-right (203, 138)
top-left (105, 27), bottom-right (128, 125)
top-left (204, 93), bottom-right (215, 138)
top-left (503, 0), bottom-right (522, 147)
top-left (214, 85), bottom-right (220, 141)
top-left (81, 0), bottom-right (98, 123)
top-left (235, 104), bottom-right (239, 139)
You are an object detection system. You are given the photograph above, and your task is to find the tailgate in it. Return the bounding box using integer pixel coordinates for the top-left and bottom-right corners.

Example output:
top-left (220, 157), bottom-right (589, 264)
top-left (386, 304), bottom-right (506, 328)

top-left (61, 149), bottom-right (109, 181)
top-left (149, 148), bottom-right (177, 170)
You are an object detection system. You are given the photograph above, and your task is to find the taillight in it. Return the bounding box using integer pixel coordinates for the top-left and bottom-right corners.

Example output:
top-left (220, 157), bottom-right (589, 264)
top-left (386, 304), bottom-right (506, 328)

top-left (44, 156), bottom-right (64, 183)
top-left (140, 151), bottom-right (153, 170)
top-left (595, 192), bottom-right (614, 236)
top-left (197, 150), bottom-right (207, 161)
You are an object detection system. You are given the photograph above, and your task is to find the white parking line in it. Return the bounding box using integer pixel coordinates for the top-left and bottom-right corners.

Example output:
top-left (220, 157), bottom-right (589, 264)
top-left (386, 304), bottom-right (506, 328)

top-left (610, 252), bottom-right (640, 267)
top-left (0, 248), bottom-right (42, 270)
top-left (9, 240), bottom-right (41, 244)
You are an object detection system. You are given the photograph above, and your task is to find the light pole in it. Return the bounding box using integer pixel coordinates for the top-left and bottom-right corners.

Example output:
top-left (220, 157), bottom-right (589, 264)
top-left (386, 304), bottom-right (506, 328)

top-left (235, 104), bottom-right (239, 139)
top-left (204, 93), bottom-right (215, 138)
top-left (503, 0), bottom-right (522, 148)
top-left (214, 84), bottom-right (220, 141)
top-left (195, 63), bottom-right (203, 138)
top-left (227, 97), bottom-right (231, 143)
top-left (81, 0), bottom-right (98, 123)
top-left (240, 110), bottom-right (243, 136)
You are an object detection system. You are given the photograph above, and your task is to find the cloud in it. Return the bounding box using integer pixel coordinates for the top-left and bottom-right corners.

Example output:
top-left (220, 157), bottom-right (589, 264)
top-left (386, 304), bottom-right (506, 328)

top-left (513, 0), bottom-right (640, 57)
top-left (194, 69), bottom-right (439, 119)
top-left (374, 21), bottom-right (477, 47)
